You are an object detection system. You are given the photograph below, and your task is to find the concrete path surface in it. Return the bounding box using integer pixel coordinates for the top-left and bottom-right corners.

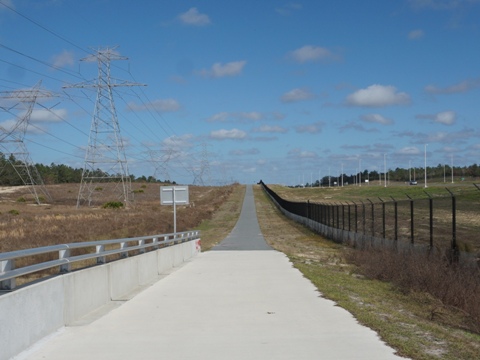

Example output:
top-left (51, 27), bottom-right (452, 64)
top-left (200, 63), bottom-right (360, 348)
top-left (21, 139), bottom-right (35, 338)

top-left (17, 185), bottom-right (406, 360)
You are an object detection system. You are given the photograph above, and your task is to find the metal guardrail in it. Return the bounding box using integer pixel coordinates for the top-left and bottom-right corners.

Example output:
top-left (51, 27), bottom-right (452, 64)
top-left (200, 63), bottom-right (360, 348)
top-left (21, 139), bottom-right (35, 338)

top-left (0, 230), bottom-right (201, 291)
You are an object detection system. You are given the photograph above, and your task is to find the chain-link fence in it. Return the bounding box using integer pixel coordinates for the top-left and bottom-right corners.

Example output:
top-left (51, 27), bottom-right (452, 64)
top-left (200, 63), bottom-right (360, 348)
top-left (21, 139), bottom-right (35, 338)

top-left (260, 181), bottom-right (480, 262)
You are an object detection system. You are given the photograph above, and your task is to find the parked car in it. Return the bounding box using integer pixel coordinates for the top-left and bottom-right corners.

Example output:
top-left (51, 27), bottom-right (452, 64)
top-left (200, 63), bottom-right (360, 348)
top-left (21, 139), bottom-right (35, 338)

top-left (409, 180), bottom-right (418, 185)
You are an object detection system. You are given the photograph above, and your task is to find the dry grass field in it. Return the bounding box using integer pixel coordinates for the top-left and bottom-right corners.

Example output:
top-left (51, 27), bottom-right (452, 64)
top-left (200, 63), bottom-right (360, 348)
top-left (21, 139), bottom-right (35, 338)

top-left (0, 183), bottom-right (239, 254)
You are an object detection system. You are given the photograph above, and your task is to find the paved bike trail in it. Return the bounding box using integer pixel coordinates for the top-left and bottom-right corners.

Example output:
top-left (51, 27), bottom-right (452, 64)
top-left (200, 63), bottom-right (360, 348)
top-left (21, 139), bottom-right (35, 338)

top-left (17, 185), bottom-right (406, 360)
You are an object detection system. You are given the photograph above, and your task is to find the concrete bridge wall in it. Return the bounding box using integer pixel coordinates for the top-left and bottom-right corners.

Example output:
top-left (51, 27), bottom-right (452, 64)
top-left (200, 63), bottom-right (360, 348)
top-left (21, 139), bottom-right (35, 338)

top-left (0, 240), bottom-right (200, 360)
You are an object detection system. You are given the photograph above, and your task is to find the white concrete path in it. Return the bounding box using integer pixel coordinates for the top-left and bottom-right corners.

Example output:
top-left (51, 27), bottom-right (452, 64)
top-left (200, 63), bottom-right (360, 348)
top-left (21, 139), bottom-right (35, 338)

top-left (17, 186), bottom-right (407, 359)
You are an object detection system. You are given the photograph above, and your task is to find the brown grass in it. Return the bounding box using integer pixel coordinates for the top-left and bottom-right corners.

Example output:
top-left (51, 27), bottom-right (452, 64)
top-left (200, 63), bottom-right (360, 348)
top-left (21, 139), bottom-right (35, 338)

top-left (0, 182), bottom-right (240, 283)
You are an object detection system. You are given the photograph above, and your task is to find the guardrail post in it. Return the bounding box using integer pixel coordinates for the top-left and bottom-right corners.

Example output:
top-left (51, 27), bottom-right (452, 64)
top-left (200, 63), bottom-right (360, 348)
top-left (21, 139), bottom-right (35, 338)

top-left (138, 239), bottom-right (146, 254)
top-left (0, 259), bottom-right (15, 290)
top-left (59, 248), bottom-right (71, 273)
top-left (96, 245), bottom-right (106, 264)
top-left (120, 242), bottom-right (128, 258)
top-left (152, 237), bottom-right (159, 250)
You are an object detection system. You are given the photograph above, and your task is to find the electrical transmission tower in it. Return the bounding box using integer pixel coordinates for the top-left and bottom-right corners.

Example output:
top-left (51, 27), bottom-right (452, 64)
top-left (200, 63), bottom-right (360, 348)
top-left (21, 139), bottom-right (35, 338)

top-left (147, 147), bottom-right (176, 182)
top-left (65, 47), bottom-right (145, 207)
top-left (190, 143), bottom-right (211, 186)
top-left (0, 81), bottom-right (52, 204)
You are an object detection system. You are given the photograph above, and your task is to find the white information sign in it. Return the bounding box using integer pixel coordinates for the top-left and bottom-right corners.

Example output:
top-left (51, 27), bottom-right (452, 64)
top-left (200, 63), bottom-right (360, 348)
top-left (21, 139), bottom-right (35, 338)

top-left (160, 186), bottom-right (189, 233)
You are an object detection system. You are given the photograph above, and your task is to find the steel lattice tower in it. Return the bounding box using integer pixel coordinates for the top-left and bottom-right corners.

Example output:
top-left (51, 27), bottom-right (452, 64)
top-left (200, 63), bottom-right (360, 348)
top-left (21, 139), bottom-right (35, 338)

top-left (66, 47), bottom-right (145, 207)
top-left (0, 81), bottom-right (52, 204)
top-left (147, 148), bottom-right (176, 182)
top-left (190, 143), bottom-right (211, 186)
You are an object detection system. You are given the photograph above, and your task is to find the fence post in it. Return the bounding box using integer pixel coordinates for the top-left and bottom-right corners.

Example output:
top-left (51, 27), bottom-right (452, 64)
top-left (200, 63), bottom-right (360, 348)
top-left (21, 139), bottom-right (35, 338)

top-left (445, 188), bottom-right (458, 262)
top-left (405, 194), bottom-right (414, 245)
top-left (390, 196), bottom-right (398, 242)
top-left (367, 199), bottom-right (374, 237)
top-left (330, 204), bottom-right (333, 228)
top-left (424, 191), bottom-right (434, 250)
top-left (348, 203), bottom-right (351, 232)
top-left (361, 201), bottom-right (366, 235)
top-left (379, 197), bottom-right (386, 239)
top-left (336, 204), bottom-right (340, 229)
top-left (353, 201), bottom-right (358, 233)
top-left (342, 203), bottom-right (345, 230)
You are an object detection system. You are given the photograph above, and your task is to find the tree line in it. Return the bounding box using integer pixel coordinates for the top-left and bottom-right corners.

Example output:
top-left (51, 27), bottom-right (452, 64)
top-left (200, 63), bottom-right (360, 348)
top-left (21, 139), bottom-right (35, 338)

top-left (0, 154), bottom-right (175, 186)
top-left (301, 163), bottom-right (480, 187)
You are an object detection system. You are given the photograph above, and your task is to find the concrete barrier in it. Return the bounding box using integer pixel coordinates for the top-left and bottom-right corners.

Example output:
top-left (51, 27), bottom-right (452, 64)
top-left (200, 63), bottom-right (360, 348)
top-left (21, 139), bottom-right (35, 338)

top-left (0, 240), bottom-right (200, 360)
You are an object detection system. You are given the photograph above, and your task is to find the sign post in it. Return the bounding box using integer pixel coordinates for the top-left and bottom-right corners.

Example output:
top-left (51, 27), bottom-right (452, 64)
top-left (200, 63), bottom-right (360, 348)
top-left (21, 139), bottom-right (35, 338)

top-left (160, 186), bottom-right (189, 233)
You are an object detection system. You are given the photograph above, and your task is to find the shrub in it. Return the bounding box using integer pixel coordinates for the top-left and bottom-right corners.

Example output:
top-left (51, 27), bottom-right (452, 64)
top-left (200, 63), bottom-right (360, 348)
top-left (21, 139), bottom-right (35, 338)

top-left (16, 197), bottom-right (26, 203)
top-left (102, 201), bottom-right (124, 209)
top-left (133, 189), bottom-right (144, 194)
top-left (8, 209), bottom-right (20, 215)
top-left (95, 187), bottom-right (103, 191)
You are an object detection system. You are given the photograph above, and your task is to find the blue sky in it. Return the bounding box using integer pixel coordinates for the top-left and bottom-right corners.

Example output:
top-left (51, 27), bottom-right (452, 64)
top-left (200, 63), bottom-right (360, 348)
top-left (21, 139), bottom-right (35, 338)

top-left (0, 0), bottom-right (479, 185)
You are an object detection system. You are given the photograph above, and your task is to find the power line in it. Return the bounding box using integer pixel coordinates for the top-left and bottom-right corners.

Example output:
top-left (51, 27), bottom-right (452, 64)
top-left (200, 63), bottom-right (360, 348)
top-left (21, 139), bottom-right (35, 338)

top-left (0, 1), bottom-right (89, 55)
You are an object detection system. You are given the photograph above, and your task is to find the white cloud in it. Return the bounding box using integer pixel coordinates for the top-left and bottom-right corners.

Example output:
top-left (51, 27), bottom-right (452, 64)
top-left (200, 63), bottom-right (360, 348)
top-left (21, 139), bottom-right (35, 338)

top-left (210, 128), bottom-right (247, 140)
top-left (425, 78), bottom-right (480, 94)
top-left (435, 110), bottom-right (456, 125)
top-left (408, 29), bottom-right (425, 39)
top-left (346, 84), bottom-right (411, 107)
top-left (280, 88), bottom-right (314, 103)
top-left (127, 99), bottom-right (180, 112)
top-left (52, 50), bottom-right (75, 68)
top-left (198, 61), bottom-right (246, 78)
top-left (397, 146), bottom-right (420, 155)
top-left (252, 125), bottom-right (287, 133)
top-left (29, 108), bottom-right (67, 122)
top-left (0, 119), bottom-right (19, 132)
top-left (361, 113), bottom-right (393, 125)
top-left (161, 134), bottom-right (194, 152)
top-left (0, 118), bottom-right (46, 135)
top-left (416, 110), bottom-right (456, 125)
top-left (289, 45), bottom-right (340, 63)
top-left (178, 7), bottom-right (211, 26)
top-left (295, 121), bottom-right (325, 134)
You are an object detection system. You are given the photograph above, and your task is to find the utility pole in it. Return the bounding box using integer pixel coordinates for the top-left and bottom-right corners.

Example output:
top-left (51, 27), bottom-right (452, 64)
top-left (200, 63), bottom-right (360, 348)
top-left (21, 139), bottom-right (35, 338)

top-left (65, 47), bottom-right (145, 207)
top-left (0, 81), bottom-right (52, 204)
